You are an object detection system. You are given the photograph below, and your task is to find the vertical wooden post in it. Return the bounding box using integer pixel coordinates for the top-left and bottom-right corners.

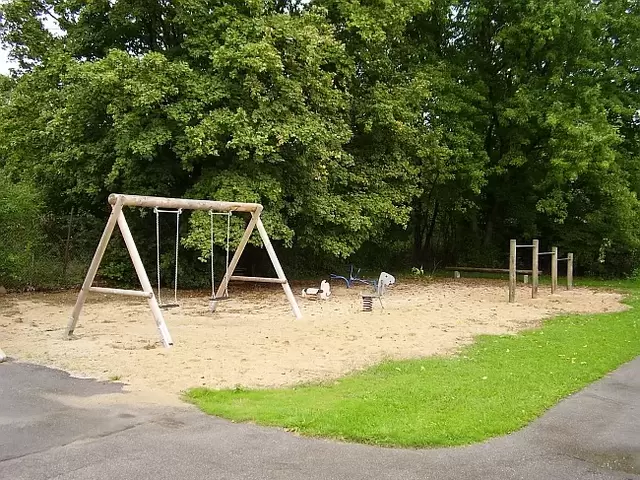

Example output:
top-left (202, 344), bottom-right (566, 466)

top-left (532, 239), bottom-right (539, 299)
top-left (255, 217), bottom-right (303, 319)
top-left (509, 239), bottom-right (516, 303)
top-left (567, 253), bottom-right (574, 290)
top-left (117, 212), bottom-right (173, 347)
top-left (66, 197), bottom-right (124, 338)
top-left (551, 246), bottom-right (558, 294)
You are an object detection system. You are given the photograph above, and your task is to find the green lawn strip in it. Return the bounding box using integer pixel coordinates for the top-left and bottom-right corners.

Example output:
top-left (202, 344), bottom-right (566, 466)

top-left (186, 290), bottom-right (640, 447)
top-left (572, 277), bottom-right (640, 289)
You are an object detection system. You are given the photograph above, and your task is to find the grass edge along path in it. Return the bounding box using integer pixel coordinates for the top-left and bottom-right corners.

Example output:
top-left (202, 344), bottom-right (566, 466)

top-left (186, 286), bottom-right (640, 448)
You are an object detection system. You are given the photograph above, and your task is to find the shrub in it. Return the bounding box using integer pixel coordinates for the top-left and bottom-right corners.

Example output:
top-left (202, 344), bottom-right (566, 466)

top-left (0, 174), bottom-right (45, 288)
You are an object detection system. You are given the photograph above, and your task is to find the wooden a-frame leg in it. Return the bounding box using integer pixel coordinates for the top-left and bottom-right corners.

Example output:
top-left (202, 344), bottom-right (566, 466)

top-left (117, 212), bottom-right (173, 347)
top-left (66, 197), bottom-right (173, 348)
top-left (255, 217), bottom-right (302, 319)
top-left (66, 197), bottom-right (124, 338)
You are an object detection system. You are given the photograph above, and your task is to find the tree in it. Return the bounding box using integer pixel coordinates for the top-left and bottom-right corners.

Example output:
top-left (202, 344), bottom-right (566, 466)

top-left (0, 0), bottom-right (398, 260)
top-left (1, 0), bottom-right (639, 283)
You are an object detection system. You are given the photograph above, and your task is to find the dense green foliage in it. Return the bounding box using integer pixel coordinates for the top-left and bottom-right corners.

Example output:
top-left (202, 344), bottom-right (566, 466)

top-left (0, 172), bottom-right (43, 286)
top-left (186, 282), bottom-right (640, 447)
top-left (0, 0), bottom-right (638, 286)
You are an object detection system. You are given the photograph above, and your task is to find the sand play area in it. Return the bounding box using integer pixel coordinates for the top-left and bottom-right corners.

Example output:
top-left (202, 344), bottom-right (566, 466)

top-left (0, 278), bottom-right (626, 401)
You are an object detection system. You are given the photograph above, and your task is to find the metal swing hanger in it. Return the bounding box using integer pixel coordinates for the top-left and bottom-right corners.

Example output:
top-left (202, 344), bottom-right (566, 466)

top-left (155, 207), bottom-right (183, 309)
top-left (154, 208), bottom-right (183, 215)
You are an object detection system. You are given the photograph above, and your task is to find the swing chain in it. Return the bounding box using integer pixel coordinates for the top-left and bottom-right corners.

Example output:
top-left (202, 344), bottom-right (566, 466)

top-left (210, 210), bottom-right (215, 299)
top-left (155, 207), bottom-right (161, 305)
top-left (225, 211), bottom-right (230, 298)
top-left (154, 207), bottom-right (182, 307)
top-left (173, 209), bottom-right (182, 305)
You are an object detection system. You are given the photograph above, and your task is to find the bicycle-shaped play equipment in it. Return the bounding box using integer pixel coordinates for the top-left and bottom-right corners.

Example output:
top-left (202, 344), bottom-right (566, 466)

top-left (330, 265), bottom-right (376, 289)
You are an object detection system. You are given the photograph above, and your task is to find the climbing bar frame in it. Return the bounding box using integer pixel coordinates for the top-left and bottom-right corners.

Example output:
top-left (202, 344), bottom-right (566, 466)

top-left (509, 239), bottom-right (574, 303)
top-left (509, 239), bottom-right (540, 303)
top-left (66, 194), bottom-right (302, 348)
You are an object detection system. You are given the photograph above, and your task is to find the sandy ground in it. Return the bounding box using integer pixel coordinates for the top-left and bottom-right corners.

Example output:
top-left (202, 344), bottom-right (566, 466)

top-left (0, 278), bottom-right (626, 402)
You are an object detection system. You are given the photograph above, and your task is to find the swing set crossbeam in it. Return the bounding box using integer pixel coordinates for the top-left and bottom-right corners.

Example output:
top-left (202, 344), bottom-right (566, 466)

top-left (109, 194), bottom-right (261, 213)
top-left (66, 194), bottom-right (302, 349)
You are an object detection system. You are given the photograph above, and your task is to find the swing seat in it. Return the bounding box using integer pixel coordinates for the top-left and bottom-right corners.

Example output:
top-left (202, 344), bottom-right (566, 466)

top-left (159, 303), bottom-right (180, 310)
top-left (155, 207), bottom-right (183, 310)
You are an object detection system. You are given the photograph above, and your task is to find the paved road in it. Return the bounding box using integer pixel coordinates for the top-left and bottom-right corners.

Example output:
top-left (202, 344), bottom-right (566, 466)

top-left (1, 358), bottom-right (639, 480)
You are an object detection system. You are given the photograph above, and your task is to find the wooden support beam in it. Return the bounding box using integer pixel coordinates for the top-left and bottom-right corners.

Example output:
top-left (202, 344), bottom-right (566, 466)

top-left (445, 267), bottom-right (541, 274)
top-left (567, 253), bottom-right (574, 290)
top-left (255, 217), bottom-right (302, 320)
top-left (532, 239), bottom-right (539, 299)
top-left (551, 246), bottom-right (558, 294)
top-left (108, 193), bottom-right (260, 213)
top-left (89, 287), bottom-right (152, 298)
top-left (117, 212), bottom-right (173, 347)
top-left (509, 239), bottom-right (516, 303)
top-left (230, 276), bottom-right (287, 284)
top-left (66, 197), bottom-right (125, 338)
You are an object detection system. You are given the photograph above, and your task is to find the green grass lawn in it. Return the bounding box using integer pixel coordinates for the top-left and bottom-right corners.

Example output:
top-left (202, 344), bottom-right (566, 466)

top-left (186, 281), bottom-right (640, 447)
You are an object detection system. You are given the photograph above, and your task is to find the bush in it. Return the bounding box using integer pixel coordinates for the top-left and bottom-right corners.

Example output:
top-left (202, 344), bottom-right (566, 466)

top-left (0, 174), bottom-right (45, 288)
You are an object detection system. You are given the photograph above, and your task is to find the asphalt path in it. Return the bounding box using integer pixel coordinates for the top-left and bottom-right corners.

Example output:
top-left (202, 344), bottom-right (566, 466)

top-left (1, 358), bottom-right (639, 480)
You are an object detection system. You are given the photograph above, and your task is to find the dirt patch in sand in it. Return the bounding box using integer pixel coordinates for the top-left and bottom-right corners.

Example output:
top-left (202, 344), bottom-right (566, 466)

top-left (0, 279), bottom-right (626, 401)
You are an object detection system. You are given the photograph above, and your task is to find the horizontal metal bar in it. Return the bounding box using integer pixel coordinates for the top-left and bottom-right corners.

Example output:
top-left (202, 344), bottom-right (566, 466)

top-left (557, 257), bottom-right (570, 261)
top-left (230, 275), bottom-right (287, 284)
top-left (538, 251), bottom-right (554, 256)
top-left (516, 244), bottom-right (535, 248)
top-left (109, 194), bottom-right (262, 213)
top-left (209, 211), bottom-right (232, 216)
top-left (89, 286), bottom-right (152, 298)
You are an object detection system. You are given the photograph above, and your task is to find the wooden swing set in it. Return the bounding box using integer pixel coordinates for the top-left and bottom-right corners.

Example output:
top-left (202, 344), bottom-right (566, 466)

top-left (65, 194), bottom-right (302, 348)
